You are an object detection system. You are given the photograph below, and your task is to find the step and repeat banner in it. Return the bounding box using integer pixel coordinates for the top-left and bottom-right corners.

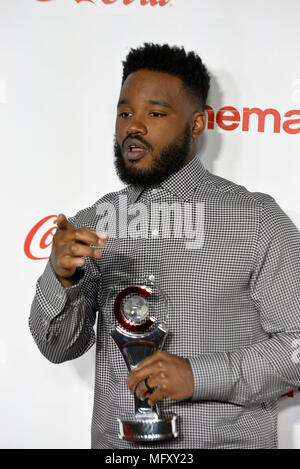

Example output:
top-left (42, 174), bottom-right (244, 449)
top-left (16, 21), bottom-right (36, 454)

top-left (0, 0), bottom-right (300, 449)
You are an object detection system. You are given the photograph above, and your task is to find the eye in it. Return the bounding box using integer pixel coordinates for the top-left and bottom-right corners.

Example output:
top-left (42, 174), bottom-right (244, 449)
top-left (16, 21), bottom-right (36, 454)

top-left (119, 111), bottom-right (132, 118)
top-left (149, 112), bottom-right (166, 117)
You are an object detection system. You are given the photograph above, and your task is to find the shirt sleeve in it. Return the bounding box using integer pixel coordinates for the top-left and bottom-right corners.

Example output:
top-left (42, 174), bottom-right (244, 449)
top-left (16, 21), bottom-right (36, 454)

top-left (29, 215), bottom-right (101, 364)
top-left (188, 196), bottom-right (300, 405)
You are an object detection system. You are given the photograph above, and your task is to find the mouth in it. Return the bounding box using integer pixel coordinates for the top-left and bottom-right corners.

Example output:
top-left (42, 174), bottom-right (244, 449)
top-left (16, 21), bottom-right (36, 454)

top-left (124, 138), bottom-right (149, 162)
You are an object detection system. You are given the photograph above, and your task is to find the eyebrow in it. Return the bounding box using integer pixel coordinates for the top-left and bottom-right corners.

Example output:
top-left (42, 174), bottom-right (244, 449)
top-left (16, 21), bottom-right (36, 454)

top-left (147, 99), bottom-right (173, 110)
top-left (117, 98), bottom-right (174, 110)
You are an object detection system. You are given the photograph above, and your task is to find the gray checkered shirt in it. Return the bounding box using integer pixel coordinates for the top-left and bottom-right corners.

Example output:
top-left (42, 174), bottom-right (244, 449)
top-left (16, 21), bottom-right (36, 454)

top-left (29, 155), bottom-right (300, 449)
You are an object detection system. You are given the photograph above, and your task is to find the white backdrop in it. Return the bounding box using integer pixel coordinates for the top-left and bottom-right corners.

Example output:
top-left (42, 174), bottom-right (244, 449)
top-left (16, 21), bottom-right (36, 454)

top-left (0, 0), bottom-right (300, 449)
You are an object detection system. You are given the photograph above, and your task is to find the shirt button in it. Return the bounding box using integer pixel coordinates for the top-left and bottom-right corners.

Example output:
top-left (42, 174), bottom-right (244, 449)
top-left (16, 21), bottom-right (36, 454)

top-left (152, 229), bottom-right (159, 237)
top-left (149, 275), bottom-right (155, 282)
top-left (152, 188), bottom-right (158, 194)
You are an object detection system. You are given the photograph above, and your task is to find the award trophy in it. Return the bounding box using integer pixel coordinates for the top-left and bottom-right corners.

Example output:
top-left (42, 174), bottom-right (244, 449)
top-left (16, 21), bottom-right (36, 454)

top-left (107, 278), bottom-right (178, 442)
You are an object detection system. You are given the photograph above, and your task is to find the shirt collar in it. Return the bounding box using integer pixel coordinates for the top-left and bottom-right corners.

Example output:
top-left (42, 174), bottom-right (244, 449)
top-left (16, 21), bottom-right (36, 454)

top-left (127, 153), bottom-right (207, 204)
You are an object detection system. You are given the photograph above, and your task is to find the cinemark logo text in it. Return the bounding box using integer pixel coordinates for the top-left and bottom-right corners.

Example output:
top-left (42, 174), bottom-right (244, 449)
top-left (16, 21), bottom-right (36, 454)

top-left (37, 0), bottom-right (171, 6)
top-left (206, 105), bottom-right (300, 134)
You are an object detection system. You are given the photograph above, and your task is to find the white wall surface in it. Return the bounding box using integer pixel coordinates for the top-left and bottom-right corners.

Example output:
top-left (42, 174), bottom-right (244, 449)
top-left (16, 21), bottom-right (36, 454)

top-left (0, 0), bottom-right (299, 448)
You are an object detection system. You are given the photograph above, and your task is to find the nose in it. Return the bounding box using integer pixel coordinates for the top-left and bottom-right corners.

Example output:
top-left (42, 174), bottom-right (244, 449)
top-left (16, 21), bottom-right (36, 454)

top-left (126, 114), bottom-right (147, 136)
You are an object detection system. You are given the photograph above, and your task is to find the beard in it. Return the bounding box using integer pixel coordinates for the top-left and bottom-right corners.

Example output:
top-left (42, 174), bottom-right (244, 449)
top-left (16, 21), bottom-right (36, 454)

top-left (113, 123), bottom-right (193, 188)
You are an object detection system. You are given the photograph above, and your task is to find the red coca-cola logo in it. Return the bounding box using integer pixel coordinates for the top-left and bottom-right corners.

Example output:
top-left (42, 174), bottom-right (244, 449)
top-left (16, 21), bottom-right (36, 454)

top-left (37, 0), bottom-right (172, 6)
top-left (24, 215), bottom-right (57, 260)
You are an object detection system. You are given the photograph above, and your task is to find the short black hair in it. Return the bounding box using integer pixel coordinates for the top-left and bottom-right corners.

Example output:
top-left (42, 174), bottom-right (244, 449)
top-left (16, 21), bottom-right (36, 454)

top-left (121, 43), bottom-right (210, 110)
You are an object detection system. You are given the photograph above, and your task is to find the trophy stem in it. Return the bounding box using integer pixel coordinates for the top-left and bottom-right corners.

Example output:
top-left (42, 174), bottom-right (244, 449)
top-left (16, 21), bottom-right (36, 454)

top-left (134, 394), bottom-right (160, 420)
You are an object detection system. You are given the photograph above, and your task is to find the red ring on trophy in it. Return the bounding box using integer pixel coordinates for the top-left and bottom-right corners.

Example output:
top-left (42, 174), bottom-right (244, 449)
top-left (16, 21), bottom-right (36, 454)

top-left (114, 286), bottom-right (155, 332)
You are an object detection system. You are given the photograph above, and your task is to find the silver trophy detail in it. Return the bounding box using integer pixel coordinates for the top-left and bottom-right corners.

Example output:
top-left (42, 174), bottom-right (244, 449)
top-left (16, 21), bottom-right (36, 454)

top-left (108, 278), bottom-right (178, 442)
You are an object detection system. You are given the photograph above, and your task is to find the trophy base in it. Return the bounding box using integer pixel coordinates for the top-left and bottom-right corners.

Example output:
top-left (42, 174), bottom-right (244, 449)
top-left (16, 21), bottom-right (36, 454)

top-left (118, 414), bottom-right (178, 442)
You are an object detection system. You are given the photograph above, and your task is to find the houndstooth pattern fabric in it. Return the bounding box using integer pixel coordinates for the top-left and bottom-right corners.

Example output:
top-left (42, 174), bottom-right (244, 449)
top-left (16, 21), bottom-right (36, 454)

top-left (29, 155), bottom-right (300, 449)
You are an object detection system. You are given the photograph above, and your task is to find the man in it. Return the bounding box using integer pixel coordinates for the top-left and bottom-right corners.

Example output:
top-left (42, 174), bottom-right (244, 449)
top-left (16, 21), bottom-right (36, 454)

top-left (29, 43), bottom-right (300, 449)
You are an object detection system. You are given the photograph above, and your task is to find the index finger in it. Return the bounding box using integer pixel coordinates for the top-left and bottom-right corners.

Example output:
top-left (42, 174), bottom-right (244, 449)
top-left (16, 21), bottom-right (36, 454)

top-left (73, 227), bottom-right (109, 247)
top-left (131, 350), bottom-right (164, 372)
top-left (57, 213), bottom-right (74, 230)
top-left (57, 214), bottom-right (108, 242)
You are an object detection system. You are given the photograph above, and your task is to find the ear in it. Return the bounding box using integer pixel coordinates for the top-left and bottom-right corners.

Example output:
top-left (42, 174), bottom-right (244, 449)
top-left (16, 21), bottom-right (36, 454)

top-left (192, 112), bottom-right (206, 139)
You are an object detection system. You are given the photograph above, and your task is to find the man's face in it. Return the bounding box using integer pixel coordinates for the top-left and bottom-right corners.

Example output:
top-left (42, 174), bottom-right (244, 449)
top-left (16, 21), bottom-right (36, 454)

top-left (114, 69), bottom-right (202, 187)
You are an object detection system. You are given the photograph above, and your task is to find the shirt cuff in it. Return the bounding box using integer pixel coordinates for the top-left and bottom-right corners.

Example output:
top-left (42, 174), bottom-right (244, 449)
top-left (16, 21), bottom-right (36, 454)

top-left (38, 260), bottom-right (85, 320)
top-left (188, 354), bottom-right (235, 402)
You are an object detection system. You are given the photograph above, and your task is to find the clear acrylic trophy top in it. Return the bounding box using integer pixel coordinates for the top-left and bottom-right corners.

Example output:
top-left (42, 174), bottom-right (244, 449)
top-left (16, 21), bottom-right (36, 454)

top-left (105, 275), bottom-right (169, 338)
